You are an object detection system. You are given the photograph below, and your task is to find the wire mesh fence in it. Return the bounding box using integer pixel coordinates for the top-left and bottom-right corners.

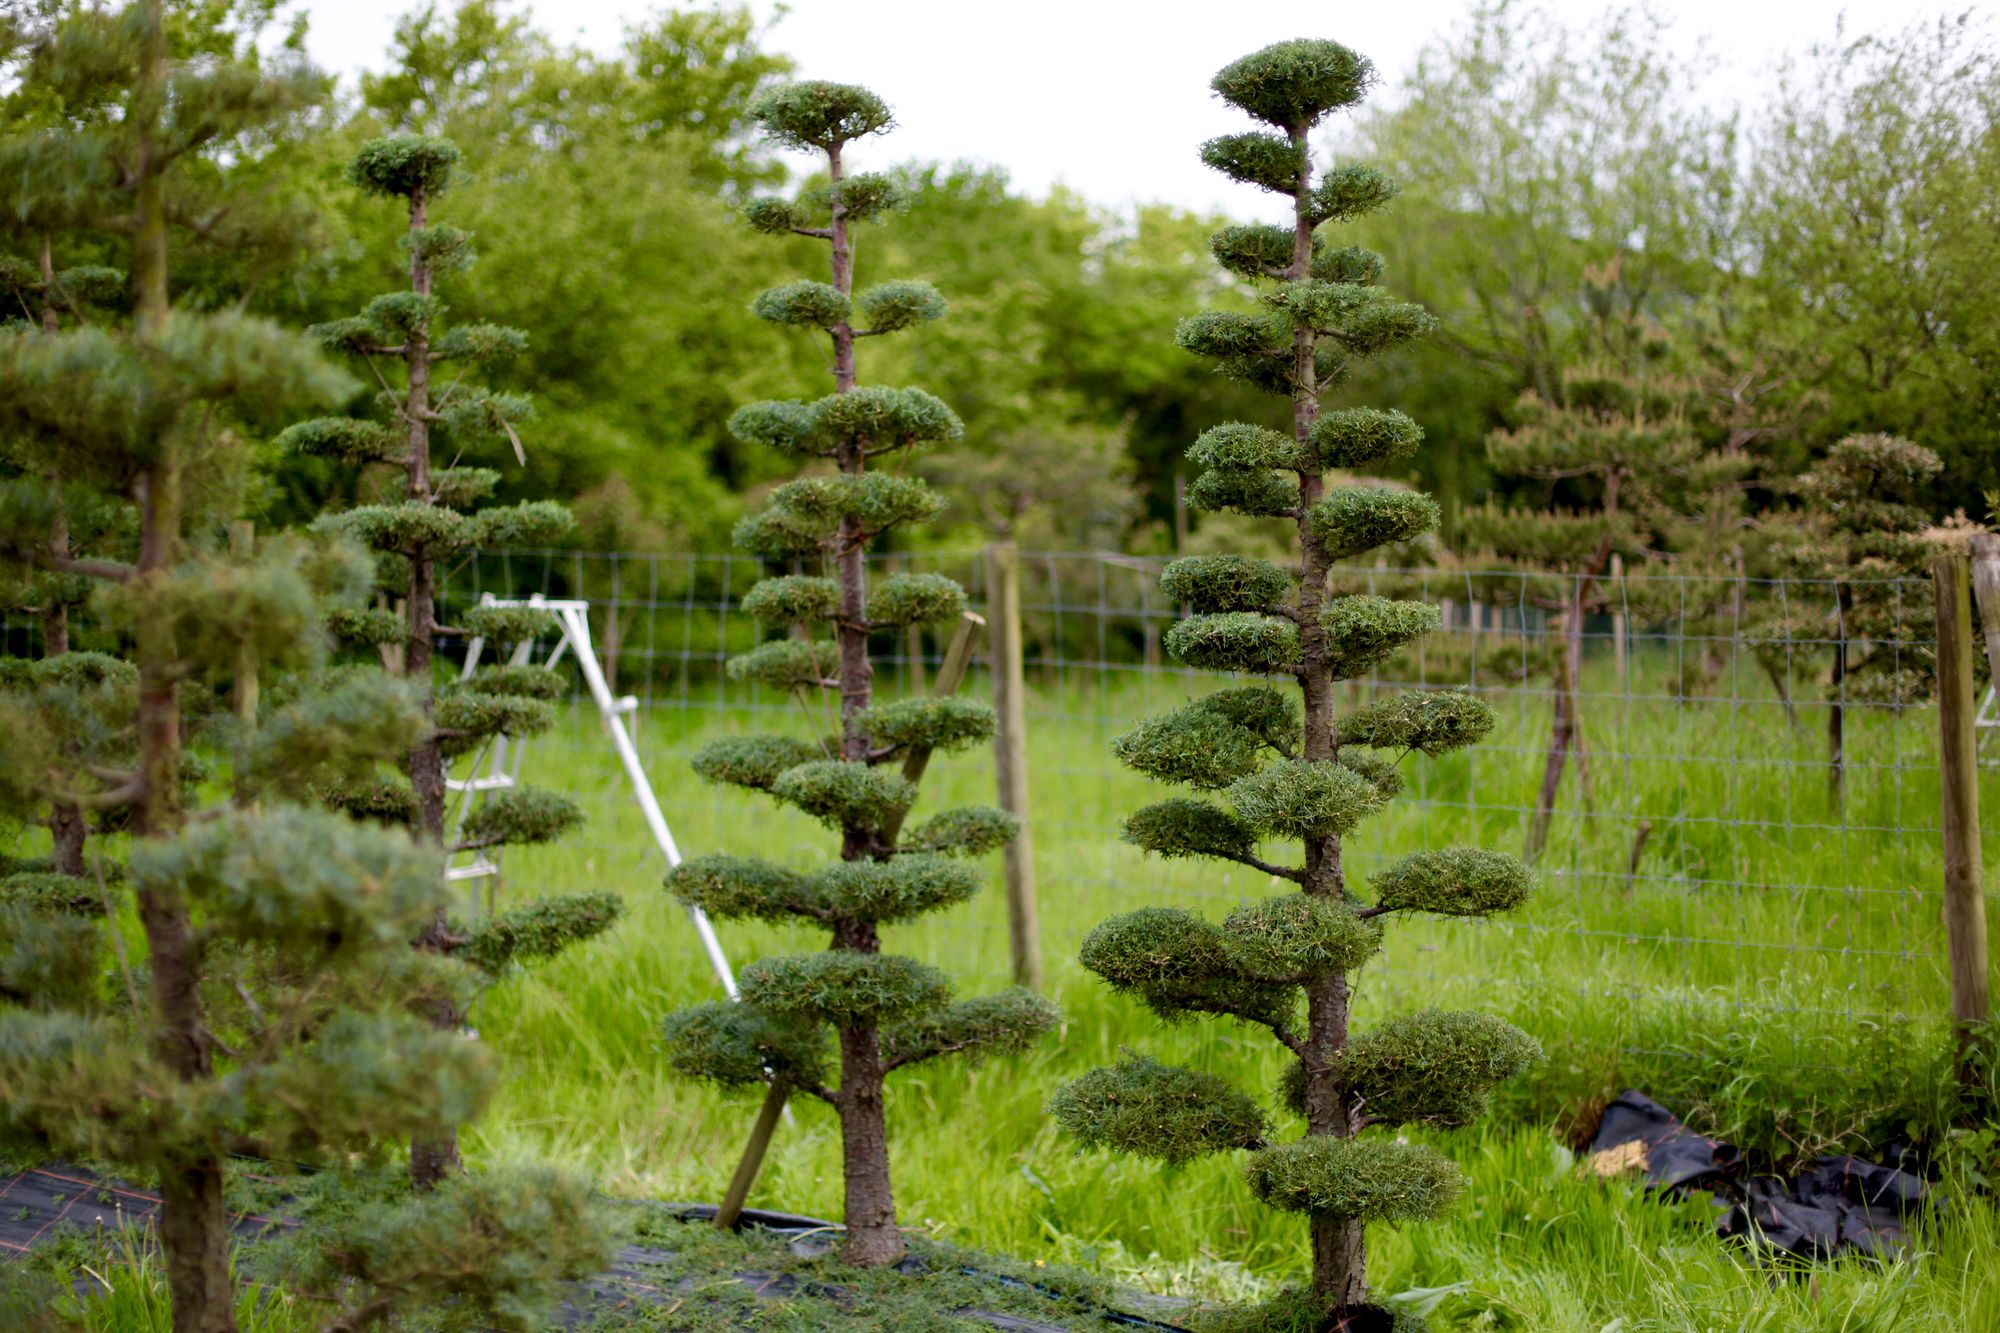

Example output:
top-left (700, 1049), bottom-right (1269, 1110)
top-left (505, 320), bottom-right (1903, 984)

top-left (430, 547), bottom-right (1966, 1085)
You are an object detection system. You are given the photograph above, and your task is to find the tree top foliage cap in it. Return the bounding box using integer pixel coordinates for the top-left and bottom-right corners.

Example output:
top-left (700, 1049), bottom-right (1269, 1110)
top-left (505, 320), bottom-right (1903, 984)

top-left (751, 80), bottom-right (894, 151)
top-left (349, 135), bottom-right (463, 199)
top-left (1211, 39), bottom-right (1375, 129)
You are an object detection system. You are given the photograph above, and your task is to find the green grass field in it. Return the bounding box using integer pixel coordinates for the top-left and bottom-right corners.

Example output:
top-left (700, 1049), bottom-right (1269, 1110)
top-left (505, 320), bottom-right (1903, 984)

top-left (447, 642), bottom-right (2000, 1329)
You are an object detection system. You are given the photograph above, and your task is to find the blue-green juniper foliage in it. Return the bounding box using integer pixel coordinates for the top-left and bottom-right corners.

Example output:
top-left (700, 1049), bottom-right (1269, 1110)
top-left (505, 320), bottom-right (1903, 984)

top-left (1048, 38), bottom-right (1540, 1325)
top-left (660, 80), bottom-right (1058, 1270)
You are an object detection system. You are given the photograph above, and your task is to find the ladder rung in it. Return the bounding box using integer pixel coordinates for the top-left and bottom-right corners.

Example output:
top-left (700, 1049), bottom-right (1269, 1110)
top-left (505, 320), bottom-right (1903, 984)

top-left (445, 860), bottom-right (499, 882)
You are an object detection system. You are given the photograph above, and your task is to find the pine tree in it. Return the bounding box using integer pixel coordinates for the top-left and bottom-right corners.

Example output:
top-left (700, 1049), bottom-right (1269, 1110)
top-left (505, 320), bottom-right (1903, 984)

top-left (0, 6), bottom-right (609, 1329)
top-left (280, 133), bottom-right (618, 1188)
top-left (1048, 41), bottom-right (1540, 1323)
top-left (658, 80), bottom-right (1058, 1269)
top-left (1457, 357), bottom-right (1701, 861)
top-left (1755, 433), bottom-right (1944, 805)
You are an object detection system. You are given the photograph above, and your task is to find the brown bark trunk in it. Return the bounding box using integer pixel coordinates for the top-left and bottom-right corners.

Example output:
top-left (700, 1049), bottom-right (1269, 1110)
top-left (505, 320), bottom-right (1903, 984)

top-left (835, 1020), bottom-right (902, 1267)
top-left (1283, 124), bottom-right (1369, 1312)
top-left (130, 9), bottom-right (236, 1326)
top-left (396, 182), bottom-right (463, 1188)
top-left (1526, 592), bottom-right (1583, 864)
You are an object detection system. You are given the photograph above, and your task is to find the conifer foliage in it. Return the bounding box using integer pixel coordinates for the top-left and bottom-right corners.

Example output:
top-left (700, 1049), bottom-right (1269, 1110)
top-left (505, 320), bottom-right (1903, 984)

top-left (282, 133), bottom-right (617, 1188)
top-left (1050, 41), bottom-right (1540, 1324)
top-left (660, 81), bottom-right (1058, 1269)
top-left (0, 7), bottom-right (609, 1329)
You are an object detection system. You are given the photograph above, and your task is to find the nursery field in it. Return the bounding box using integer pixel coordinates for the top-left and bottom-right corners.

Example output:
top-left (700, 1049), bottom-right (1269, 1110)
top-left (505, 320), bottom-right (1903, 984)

top-left (457, 642), bottom-right (2000, 1330)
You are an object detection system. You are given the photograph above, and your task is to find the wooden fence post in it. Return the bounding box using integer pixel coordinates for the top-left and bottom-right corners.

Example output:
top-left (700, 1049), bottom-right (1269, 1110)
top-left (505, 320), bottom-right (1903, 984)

top-left (1933, 550), bottom-right (1991, 1089)
top-left (986, 541), bottom-right (1042, 992)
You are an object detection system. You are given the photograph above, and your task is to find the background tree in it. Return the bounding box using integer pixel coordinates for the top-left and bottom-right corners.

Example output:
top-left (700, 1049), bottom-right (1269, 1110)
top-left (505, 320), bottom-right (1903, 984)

top-left (657, 79), bottom-right (1058, 1269)
top-left (1747, 13), bottom-right (2000, 517)
top-left (1752, 434), bottom-right (1946, 808)
top-left (1339, 1), bottom-right (1740, 538)
top-left (0, 4), bottom-right (609, 1328)
top-left (280, 131), bottom-right (617, 1189)
top-left (1049, 40), bottom-right (1540, 1324)
top-left (1456, 347), bottom-right (1701, 863)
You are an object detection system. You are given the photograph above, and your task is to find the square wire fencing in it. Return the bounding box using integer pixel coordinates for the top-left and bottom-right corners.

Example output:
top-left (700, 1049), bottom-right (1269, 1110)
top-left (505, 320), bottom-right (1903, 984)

top-left (429, 546), bottom-right (1975, 1118)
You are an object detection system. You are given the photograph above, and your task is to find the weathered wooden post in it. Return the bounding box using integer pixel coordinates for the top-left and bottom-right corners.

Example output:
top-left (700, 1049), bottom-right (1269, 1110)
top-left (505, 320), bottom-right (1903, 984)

top-left (1934, 549), bottom-right (1991, 1090)
top-left (986, 540), bottom-right (1043, 991)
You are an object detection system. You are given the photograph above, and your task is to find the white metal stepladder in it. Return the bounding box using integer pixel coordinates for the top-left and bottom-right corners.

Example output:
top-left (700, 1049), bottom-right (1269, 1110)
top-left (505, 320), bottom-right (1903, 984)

top-left (448, 593), bottom-right (739, 998)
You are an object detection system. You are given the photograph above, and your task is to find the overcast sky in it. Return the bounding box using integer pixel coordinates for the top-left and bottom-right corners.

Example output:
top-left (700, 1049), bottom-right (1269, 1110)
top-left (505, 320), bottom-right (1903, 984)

top-left (299, 0), bottom-right (1969, 215)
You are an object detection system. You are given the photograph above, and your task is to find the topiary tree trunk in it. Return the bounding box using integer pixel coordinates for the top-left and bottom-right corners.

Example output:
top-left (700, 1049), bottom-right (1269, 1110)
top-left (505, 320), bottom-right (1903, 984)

top-left (658, 80), bottom-right (1058, 1270)
top-left (280, 133), bottom-right (618, 1190)
top-left (1048, 41), bottom-right (1540, 1324)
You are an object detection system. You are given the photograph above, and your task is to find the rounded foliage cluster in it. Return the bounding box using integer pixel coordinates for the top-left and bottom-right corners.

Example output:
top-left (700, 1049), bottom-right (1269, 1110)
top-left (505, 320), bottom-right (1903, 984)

top-left (349, 135), bottom-right (461, 199)
top-left (1338, 688), bottom-right (1495, 756)
top-left (750, 80), bottom-right (894, 150)
top-left (740, 951), bottom-right (949, 1027)
top-left (1245, 1135), bottom-right (1462, 1221)
top-left (1226, 758), bottom-right (1383, 840)
top-left (741, 575), bottom-right (839, 627)
top-left (863, 696), bottom-right (994, 753)
top-left (1337, 1009), bottom-right (1543, 1128)
top-left (1049, 1056), bottom-right (1266, 1165)
top-left (770, 759), bottom-right (916, 830)
top-left (901, 805), bottom-right (1020, 857)
top-left (1368, 847), bottom-right (1532, 917)
top-left (870, 571), bottom-right (966, 627)
top-left (1211, 39), bottom-right (1375, 128)
top-left (1221, 894), bottom-right (1380, 981)
top-left (1165, 613), bottom-right (1300, 674)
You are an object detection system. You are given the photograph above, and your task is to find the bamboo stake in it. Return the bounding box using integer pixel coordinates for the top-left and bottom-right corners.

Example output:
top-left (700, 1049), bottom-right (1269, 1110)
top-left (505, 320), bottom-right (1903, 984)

top-left (986, 541), bottom-right (1043, 991)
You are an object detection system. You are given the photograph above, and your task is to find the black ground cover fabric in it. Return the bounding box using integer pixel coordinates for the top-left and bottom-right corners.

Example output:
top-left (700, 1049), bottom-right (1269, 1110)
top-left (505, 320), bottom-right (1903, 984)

top-left (1588, 1090), bottom-right (1931, 1261)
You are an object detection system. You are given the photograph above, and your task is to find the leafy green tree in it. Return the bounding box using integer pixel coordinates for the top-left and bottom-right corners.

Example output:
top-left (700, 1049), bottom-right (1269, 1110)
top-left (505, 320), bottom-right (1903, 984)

top-left (1048, 41), bottom-right (1540, 1323)
top-left (1457, 354), bottom-right (1703, 862)
top-left (658, 80), bottom-right (1058, 1269)
top-left (280, 131), bottom-right (618, 1188)
top-left (1748, 13), bottom-right (2000, 518)
top-left (0, 4), bottom-right (610, 1328)
top-left (1339, 1), bottom-right (1740, 535)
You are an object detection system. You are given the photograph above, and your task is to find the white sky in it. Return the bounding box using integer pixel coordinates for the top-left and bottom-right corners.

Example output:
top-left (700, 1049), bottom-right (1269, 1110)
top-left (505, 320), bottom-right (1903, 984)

top-left (299, 0), bottom-right (1973, 215)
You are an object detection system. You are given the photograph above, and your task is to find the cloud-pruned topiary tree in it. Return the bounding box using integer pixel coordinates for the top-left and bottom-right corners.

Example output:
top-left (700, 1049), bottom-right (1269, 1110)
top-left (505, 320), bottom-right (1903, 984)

top-left (658, 80), bottom-right (1059, 1269)
top-left (1049, 40), bottom-right (1541, 1326)
top-left (280, 133), bottom-right (617, 1188)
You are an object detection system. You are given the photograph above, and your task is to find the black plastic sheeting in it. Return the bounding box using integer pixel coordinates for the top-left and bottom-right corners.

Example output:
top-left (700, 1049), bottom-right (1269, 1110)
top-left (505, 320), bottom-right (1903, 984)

top-left (1588, 1090), bottom-right (1933, 1262)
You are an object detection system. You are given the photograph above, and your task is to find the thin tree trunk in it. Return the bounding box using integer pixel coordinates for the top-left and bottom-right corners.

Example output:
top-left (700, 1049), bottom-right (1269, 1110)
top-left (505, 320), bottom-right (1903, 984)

top-left (1276, 122), bottom-right (1369, 1313)
top-left (35, 235), bottom-right (86, 874)
top-left (397, 180), bottom-right (462, 1190)
top-left (130, 7), bottom-right (235, 1325)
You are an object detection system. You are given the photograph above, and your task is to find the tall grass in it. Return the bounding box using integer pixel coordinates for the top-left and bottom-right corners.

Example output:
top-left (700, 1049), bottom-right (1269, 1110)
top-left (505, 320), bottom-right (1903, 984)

top-left (453, 643), bottom-right (1997, 1322)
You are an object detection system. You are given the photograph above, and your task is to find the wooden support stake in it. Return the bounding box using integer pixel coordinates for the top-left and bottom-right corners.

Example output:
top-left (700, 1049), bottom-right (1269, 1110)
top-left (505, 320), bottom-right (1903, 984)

top-left (986, 541), bottom-right (1043, 991)
top-left (1934, 551), bottom-right (1991, 1089)
top-left (879, 610), bottom-right (984, 845)
top-left (712, 1077), bottom-right (790, 1231)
